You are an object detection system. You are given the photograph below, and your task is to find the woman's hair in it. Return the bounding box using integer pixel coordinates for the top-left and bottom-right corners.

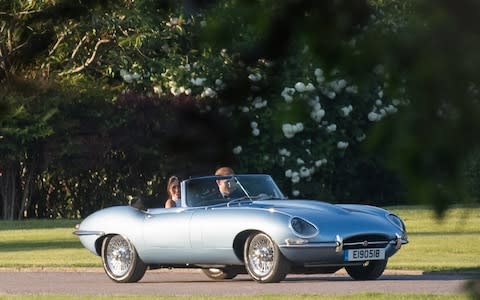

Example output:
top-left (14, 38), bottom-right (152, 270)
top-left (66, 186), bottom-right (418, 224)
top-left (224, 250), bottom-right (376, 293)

top-left (166, 176), bottom-right (180, 198)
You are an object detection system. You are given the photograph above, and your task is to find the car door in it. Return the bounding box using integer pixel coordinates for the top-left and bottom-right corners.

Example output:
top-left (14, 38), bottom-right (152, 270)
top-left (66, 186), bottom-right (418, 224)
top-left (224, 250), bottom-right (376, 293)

top-left (140, 208), bottom-right (195, 263)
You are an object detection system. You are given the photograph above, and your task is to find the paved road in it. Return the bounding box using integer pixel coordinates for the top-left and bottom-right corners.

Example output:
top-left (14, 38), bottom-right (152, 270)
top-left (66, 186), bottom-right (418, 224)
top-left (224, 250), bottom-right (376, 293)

top-left (0, 269), bottom-right (470, 296)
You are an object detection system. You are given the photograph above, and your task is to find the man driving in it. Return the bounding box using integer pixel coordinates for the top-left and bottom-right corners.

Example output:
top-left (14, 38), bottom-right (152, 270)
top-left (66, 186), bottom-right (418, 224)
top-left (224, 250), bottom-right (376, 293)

top-left (214, 167), bottom-right (244, 199)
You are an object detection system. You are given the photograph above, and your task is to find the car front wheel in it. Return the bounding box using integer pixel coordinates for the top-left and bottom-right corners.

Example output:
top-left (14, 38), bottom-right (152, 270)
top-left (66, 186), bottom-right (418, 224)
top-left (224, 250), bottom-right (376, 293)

top-left (345, 259), bottom-right (388, 280)
top-left (101, 234), bottom-right (147, 283)
top-left (244, 232), bottom-right (290, 283)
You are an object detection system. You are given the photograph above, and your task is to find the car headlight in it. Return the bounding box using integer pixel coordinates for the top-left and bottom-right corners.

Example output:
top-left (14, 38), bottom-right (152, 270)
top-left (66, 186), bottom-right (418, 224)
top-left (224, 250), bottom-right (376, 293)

top-left (289, 217), bottom-right (318, 238)
top-left (387, 214), bottom-right (407, 232)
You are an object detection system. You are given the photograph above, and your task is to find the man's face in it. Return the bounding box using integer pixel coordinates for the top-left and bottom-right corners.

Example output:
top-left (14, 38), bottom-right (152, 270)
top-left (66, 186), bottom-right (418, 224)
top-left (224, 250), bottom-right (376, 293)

top-left (217, 177), bottom-right (234, 195)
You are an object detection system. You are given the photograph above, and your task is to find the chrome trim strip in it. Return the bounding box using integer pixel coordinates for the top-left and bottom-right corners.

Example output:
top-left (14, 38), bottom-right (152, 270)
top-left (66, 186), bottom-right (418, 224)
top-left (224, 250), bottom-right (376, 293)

top-left (279, 242), bottom-right (338, 249)
top-left (73, 230), bottom-right (104, 236)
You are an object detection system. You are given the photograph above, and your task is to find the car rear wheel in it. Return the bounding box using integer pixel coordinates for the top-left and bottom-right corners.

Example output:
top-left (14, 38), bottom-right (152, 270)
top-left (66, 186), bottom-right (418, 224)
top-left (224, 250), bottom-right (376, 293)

top-left (345, 259), bottom-right (388, 280)
top-left (101, 234), bottom-right (147, 283)
top-left (244, 232), bottom-right (290, 283)
top-left (202, 267), bottom-right (238, 280)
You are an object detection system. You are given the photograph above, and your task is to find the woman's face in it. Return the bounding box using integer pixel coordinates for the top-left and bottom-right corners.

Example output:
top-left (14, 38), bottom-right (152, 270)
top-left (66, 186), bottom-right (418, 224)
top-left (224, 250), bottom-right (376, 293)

top-left (170, 182), bottom-right (180, 200)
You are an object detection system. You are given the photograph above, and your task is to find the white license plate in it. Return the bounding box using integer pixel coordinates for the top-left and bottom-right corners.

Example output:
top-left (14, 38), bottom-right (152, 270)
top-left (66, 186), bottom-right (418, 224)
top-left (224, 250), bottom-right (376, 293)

top-left (344, 248), bottom-right (385, 261)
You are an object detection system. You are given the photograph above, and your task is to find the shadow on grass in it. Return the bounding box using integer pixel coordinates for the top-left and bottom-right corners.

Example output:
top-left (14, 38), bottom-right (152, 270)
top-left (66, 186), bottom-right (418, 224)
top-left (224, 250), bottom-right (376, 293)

top-left (0, 219), bottom-right (80, 230)
top-left (425, 267), bottom-right (480, 276)
top-left (0, 240), bottom-right (83, 252)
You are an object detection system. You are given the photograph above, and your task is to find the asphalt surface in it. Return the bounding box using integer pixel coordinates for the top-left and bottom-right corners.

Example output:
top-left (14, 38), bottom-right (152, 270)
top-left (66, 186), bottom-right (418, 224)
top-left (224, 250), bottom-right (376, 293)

top-left (0, 269), bottom-right (471, 296)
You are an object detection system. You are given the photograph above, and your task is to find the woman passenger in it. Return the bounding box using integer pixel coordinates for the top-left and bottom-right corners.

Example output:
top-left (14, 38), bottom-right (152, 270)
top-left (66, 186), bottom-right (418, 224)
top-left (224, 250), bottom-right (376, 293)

top-left (165, 176), bottom-right (181, 208)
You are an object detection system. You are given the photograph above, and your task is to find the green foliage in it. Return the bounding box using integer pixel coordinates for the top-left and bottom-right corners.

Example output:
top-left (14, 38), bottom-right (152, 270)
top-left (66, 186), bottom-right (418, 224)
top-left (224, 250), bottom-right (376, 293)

top-left (1, 0), bottom-right (479, 219)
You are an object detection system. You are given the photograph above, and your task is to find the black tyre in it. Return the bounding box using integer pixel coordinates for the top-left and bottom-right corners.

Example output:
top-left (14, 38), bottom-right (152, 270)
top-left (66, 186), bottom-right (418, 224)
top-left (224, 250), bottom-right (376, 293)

top-left (101, 235), bottom-right (147, 283)
top-left (244, 232), bottom-right (290, 283)
top-left (345, 259), bottom-right (388, 280)
top-left (202, 267), bottom-right (238, 280)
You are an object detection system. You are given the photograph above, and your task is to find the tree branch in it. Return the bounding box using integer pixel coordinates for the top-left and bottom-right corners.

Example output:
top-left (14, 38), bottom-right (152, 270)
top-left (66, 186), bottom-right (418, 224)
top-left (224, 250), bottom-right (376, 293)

top-left (71, 34), bottom-right (88, 59)
top-left (49, 33), bottom-right (65, 55)
top-left (59, 39), bottom-right (111, 76)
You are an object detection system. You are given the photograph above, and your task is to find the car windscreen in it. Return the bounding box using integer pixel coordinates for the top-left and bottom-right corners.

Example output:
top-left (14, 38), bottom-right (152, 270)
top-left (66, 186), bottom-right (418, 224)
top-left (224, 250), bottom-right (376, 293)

top-left (185, 175), bottom-right (285, 207)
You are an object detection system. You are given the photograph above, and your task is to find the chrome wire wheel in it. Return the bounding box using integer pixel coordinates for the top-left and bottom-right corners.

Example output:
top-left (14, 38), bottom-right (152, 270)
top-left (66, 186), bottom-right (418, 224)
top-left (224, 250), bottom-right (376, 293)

top-left (247, 234), bottom-right (275, 276)
top-left (101, 235), bottom-right (147, 283)
top-left (244, 232), bottom-right (289, 283)
top-left (105, 235), bottom-right (133, 277)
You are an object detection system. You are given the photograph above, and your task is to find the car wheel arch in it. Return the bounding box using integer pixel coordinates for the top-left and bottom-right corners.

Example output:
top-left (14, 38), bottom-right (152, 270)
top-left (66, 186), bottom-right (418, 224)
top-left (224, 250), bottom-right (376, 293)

top-left (232, 230), bottom-right (261, 261)
top-left (95, 234), bottom-right (114, 256)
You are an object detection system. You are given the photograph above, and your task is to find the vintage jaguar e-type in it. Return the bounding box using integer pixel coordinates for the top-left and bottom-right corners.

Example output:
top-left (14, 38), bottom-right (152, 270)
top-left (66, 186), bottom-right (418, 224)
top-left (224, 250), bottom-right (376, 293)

top-left (74, 174), bottom-right (408, 283)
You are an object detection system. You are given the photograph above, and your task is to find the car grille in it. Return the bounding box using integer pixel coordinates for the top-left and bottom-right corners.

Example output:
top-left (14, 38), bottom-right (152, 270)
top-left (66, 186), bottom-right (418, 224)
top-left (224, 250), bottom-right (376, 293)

top-left (343, 234), bottom-right (389, 249)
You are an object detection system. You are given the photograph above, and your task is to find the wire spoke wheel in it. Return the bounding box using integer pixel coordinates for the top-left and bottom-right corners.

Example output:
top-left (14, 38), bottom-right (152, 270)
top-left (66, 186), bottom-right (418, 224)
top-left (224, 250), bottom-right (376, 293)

top-left (101, 235), bottom-right (146, 283)
top-left (244, 232), bottom-right (289, 283)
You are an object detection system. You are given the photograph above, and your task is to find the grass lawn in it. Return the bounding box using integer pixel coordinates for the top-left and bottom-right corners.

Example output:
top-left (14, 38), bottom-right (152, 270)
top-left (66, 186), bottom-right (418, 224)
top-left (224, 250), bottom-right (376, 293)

top-left (387, 206), bottom-right (480, 273)
top-left (0, 206), bottom-right (479, 272)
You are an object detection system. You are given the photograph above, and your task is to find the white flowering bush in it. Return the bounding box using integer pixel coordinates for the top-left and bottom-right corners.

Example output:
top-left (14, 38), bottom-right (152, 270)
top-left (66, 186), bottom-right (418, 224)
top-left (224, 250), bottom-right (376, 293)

top-left (110, 3), bottom-right (409, 200)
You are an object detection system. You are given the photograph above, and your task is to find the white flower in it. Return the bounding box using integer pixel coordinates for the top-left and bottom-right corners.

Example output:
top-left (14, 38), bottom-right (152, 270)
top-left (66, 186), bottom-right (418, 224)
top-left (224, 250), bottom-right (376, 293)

top-left (327, 91), bottom-right (336, 99)
top-left (250, 121), bottom-right (258, 129)
top-left (279, 148), bottom-right (291, 157)
top-left (191, 77), bottom-right (207, 86)
top-left (253, 96), bottom-right (267, 109)
top-left (337, 141), bottom-right (349, 149)
top-left (291, 172), bottom-right (300, 184)
top-left (368, 111), bottom-right (382, 122)
top-left (300, 166), bottom-right (310, 177)
top-left (241, 106), bottom-right (250, 113)
top-left (311, 109), bottom-right (326, 122)
top-left (305, 83), bottom-right (315, 92)
top-left (315, 158), bottom-right (328, 167)
top-left (292, 190), bottom-right (300, 197)
top-left (248, 73), bottom-right (262, 82)
top-left (297, 158), bottom-right (305, 165)
top-left (153, 85), bottom-right (162, 95)
top-left (184, 88), bottom-right (192, 95)
top-left (201, 87), bottom-right (217, 98)
top-left (385, 104), bottom-right (398, 114)
top-left (314, 68), bottom-right (324, 77)
top-left (282, 122), bottom-right (304, 139)
top-left (281, 87), bottom-right (296, 103)
top-left (122, 74), bottom-right (133, 83)
top-left (252, 128), bottom-right (260, 136)
top-left (330, 79), bottom-right (347, 92)
top-left (340, 105), bottom-right (353, 117)
top-left (356, 133), bottom-right (367, 142)
top-left (346, 85), bottom-right (358, 94)
top-left (232, 146), bottom-right (242, 154)
top-left (282, 123), bottom-right (295, 138)
top-left (285, 169), bottom-right (293, 178)
top-left (215, 79), bottom-right (223, 86)
top-left (378, 90), bottom-right (384, 98)
top-left (294, 122), bottom-right (304, 132)
top-left (376, 99), bottom-right (383, 106)
top-left (326, 124), bottom-right (337, 133)
top-left (294, 82), bottom-right (306, 92)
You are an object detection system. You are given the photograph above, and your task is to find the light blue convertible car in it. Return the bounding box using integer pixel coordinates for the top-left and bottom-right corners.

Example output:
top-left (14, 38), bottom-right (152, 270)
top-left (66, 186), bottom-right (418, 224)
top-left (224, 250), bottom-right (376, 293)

top-left (74, 174), bottom-right (408, 283)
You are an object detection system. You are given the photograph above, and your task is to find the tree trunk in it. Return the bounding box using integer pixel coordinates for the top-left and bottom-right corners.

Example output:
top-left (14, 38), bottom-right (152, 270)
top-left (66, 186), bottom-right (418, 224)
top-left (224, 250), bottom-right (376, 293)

top-left (0, 162), bottom-right (19, 220)
top-left (0, 158), bottom-right (37, 220)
